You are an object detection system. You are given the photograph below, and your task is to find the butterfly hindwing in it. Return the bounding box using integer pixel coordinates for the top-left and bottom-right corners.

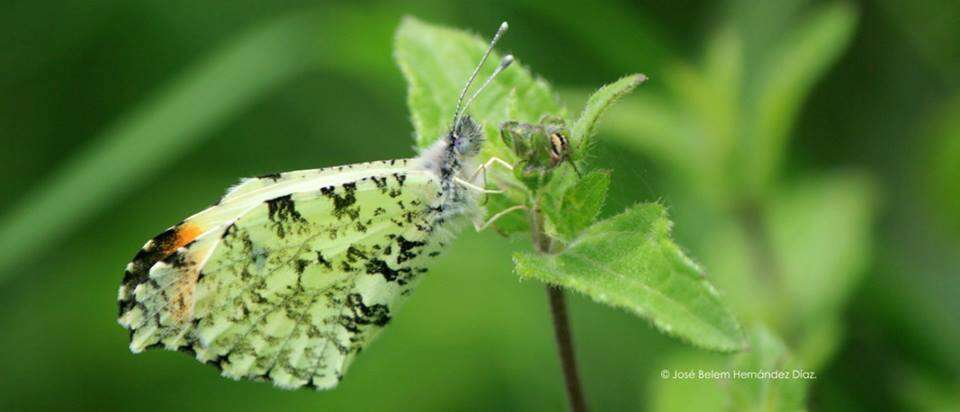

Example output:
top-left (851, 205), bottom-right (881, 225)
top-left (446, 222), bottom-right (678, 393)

top-left (119, 162), bottom-right (452, 389)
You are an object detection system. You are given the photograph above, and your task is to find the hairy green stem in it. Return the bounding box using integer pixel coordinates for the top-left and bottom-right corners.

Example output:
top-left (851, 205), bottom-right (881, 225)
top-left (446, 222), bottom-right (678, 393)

top-left (532, 205), bottom-right (589, 412)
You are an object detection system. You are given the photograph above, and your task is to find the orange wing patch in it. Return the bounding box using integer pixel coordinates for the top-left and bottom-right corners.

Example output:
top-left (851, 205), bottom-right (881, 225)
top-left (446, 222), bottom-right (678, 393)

top-left (118, 221), bottom-right (207, 320)
top-left (170, 222), bottom-right (203, 252)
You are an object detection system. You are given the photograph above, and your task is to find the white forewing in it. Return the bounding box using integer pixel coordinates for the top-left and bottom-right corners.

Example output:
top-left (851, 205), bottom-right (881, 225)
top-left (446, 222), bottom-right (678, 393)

top-left (184, 160), bottom-right (417, 236)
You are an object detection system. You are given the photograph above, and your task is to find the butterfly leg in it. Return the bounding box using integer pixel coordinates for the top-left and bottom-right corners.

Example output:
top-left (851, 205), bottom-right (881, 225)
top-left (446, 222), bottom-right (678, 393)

top-left (454, 177), bottom-right (503, 194)
top-left (474, 205), bottom-right (527, 231)
top-left (470, 156), bottom-right (514, 183)
top-left (468, 157), bottom-right (514, 204)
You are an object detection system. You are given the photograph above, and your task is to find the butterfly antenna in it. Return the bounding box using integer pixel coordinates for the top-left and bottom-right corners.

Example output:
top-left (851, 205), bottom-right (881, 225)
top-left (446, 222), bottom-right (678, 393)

top-left (461, 54), bottom-right (514, 117)
top-left (452, 21), bottom-right (509, 127)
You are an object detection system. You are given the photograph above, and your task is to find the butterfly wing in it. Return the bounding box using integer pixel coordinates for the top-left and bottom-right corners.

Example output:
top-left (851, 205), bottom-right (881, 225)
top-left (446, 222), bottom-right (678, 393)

top-left (117, 160), bottom-right (420, 306)
top-left (118, 160), bottom-right (453, 389)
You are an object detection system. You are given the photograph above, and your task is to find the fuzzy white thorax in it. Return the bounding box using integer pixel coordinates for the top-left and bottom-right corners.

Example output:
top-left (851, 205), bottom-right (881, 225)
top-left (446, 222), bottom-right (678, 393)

top-left (413, 115), bottom-right (485, 225)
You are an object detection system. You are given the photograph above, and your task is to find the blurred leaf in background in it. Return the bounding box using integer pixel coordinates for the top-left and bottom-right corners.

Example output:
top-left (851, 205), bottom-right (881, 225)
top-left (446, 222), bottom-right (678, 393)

top-left (594, 1), bottom-right (879, 410)
top-left (924, 96), bottom-right (960, 237)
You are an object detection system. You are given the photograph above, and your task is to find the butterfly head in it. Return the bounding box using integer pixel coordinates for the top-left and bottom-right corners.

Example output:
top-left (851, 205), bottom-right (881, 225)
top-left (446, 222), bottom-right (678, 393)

top-left (452, 115), bottom-right (483, 158)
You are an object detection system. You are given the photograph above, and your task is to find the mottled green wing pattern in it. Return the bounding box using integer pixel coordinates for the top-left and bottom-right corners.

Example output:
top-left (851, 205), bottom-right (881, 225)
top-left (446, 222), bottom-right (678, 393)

top-left (118, 162), bottom-right (450, 389)
top-left (117, 160), bottom-right (420, 338)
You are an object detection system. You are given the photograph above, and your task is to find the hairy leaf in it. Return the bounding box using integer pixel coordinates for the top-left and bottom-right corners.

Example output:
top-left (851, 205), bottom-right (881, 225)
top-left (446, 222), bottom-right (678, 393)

top-left (572, 73), bottom-right (647, 150)
top-left (514, 203), bottom-right (745, 351)
top-left (541, 169), bottom-right (611, 241)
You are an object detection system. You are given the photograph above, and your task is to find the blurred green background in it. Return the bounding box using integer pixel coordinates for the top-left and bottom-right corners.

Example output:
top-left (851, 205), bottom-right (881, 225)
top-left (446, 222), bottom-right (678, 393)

top-left (1, 0), bottom-right (958, 410)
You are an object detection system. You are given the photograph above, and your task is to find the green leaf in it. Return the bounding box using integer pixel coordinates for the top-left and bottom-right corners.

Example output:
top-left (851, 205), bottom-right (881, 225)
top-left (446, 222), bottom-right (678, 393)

top-left (726, 326), bottom-right (810, 412)
top-left (571, 73), bottom-right (647, 150)
top-left (875, 0), bottom-right (960, 80)
top-left (394, 17), bottom-right (562, 148)
top-left (924, 94), bottom-right (960, 236)
top-left (541, 169), bottom-right (611, 240)
top-left (700, 172), bottom-right (874, 368)
top-left (743, 2), bottom-right (858, 195)
top-left (514, 203), bottom-right (745, 351)
top-left (770, 173), bottom-right (874, 326)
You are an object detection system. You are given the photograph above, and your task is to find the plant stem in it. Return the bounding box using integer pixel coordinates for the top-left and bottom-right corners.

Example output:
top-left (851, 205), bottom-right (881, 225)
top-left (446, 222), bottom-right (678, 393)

top-left (531, 206), bottom-right (588, 412)
top-left (546, 287), bottom-right (589, 412)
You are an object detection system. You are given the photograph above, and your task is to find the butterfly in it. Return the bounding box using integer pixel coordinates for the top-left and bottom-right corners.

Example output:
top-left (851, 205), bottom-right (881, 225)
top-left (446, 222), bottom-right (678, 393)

top-left (117, 22), bottom-right (515, 390)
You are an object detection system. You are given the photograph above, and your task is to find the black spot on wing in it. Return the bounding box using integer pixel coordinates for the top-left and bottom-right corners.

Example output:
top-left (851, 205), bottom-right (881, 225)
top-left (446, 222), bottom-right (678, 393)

top-left (364, 258), bottom-right (399, 282)
top-left (124, 227), bottom-right (176, 282)
top-left (340, 293), bottom-right (391, 336)
top-left (316, 251), bottom-right (333, 269)
top-left (346, 246), bottom-right (368, 263)
top-left (267, 194), bottom-right (303, 222)
top-left (266, 194), bottom-right (305, 238)
top-left (395, 236), bottom-right (427, 264)
top-left (119, 224), bottom-right (184, 315)
top-left (392, 173), bottom-right (407, 187)
top-left (257, 172), bottom-right (282, 181)
top-left (371, 176), bottom-right (388, 192)
top-left (320, 183), bottom-right (359, 220)
top-left (295, 258), bottom-right (311, 274)
top-left (160, 248), bottom-right (191, 269)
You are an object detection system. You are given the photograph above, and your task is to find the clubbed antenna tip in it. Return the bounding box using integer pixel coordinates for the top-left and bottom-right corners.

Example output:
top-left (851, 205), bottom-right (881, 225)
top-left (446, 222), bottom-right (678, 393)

top-left (452, 21), bottom-right (512, 127)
